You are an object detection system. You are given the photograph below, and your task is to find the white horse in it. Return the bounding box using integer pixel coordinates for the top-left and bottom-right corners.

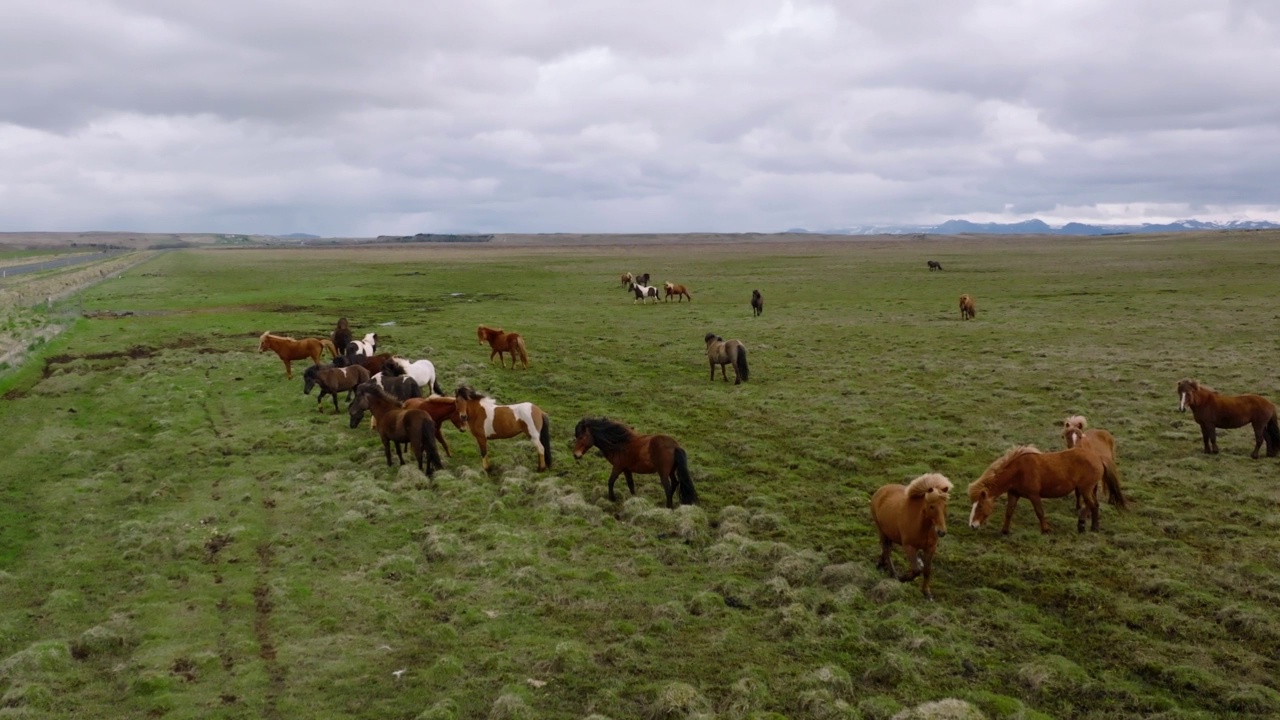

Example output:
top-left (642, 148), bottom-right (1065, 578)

top-left (346, 332), bottom-right (378, 357)
top-left (385, 356), bottom-right (443, 396)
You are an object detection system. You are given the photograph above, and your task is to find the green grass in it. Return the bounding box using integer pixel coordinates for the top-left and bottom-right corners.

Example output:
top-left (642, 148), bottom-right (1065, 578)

top-left (1, 234), bottom-right (1278, 719)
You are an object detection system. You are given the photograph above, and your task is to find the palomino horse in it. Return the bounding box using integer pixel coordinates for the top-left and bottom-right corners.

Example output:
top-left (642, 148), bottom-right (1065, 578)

top-left (332, 318), bottom-right (352, 356)
top-left (871, 473), bottom-right (952, 600)
top-left (302, 363), bottom-right (371, 412)
top-left (630, 283), bottom-right (659, 304)
top-left (1061, 415), bottom-right (1119, 508)
top-left (454, 385), bottom-right (551, 471)
top-left (620, 272), bottom-right (634, 288)
top-left (348, 382), bottom-right (444, 475)
top-left (959, 294), bottom-right (976, 320)
top-left (751, 289), bottom-right (763, 317)
top-left (704, 333), bottom-right (749, 385)
top-left (477, 325), bottom-right (530, 369)
top-left (383, 357), bottom-right (444, 395)
top-left (967, 444), bottom-right (1126, 534)
top-left (258, 332), bottom-right (338, 379)
top-left (1177, 379), bottom-right (1279, 458)
top-left (663, 282), bottom-right (691, 302)
top-left (927, 260), bottom-right (943, 271)
top-left (350, 393), bottom-right (460, 457)
top-left (345, 332), bottom-right (378, 358)
top-left (572, 417), bottom-right (698, 508)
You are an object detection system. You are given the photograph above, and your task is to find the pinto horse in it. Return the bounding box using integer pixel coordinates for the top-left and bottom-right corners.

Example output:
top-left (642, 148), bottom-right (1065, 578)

top-left (751, 289), bottom-right (763, 317)
top-left (629, 283), bottom-right (659, 304)
top-left (383, 357), bottom-right (444, 395)
top-left (258, 332), bottom-right (338, 379)
top-left (1177, 379), bottom-right (1279, 458)
top-left (871, 473), bottom-right (952, 600)
top-left (345, 332), bottom-right (378, 358)
top-left (959, 294), bottom-right (976, 320)
top-left (705, 332), bottom-right (749, 384)
top-left (572, 417), bottom-right (697, 508)
top-left (927, 260), bottom-right (943, 271)
top-left (332, 318), bottom-right (352, 356)
top-left (663, 282), bottom-right (691, 302)
top-left (477, 325), bottom-right (530, 369)
top-left (303, 363), bottom-right (371, 412)
top-left (348, 382), bottom-right (444, 475)
top-left (967, 444), bottom-right (1126, 535)
top-left (454, 385), bottom-right (551, 471)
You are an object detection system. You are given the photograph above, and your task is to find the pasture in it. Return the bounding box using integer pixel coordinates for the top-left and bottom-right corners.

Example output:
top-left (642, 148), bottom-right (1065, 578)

top-left (1, 233), bottom-right (1278, 719)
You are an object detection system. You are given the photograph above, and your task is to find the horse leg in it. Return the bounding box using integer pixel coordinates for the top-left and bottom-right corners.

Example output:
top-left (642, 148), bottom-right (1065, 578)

top-left (920, 547), bottom-right (935, 600)
top-left (1028, 495), bottom-right (1051, 534)
top-left (1001, 495), bottom-right (1019, 534)
top-left (877, 536), bottom-right (895, 576)
top-left (436, 426), bottom-right (451, 457)
top-left (624, 470), bottom-right (636, 497)
top-left (720, 363), bottom-right (729, 382)
top-left (606, 467), bottom-right (623, 501)
top-left (331, 390), bottom-right (340, 414)
top-left (662, 474), bottom-right (675, 509)
top-left (283, 358), bottom-right (293, 379)
top-left (1208, 426), bottom-right (1219, 454)
top-left (1199, 424), bottom-right (1212, 454)
top-left (708, 360), bottom-right (715, 382)
top-left (381, 437), bottom-right (394, 466)
top-left (1088, 488), bottom-right (1101, 532)
top-left (899, 546), bottom-right (921, 582)
top-left (478, 437), bottom-right (491, 471)
top-left (1251, 422), bottom-right (1264, 459)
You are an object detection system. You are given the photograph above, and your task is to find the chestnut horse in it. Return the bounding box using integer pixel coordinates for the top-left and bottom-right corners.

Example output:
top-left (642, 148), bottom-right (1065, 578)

top-left (572, 417), bottom-right (697, 508)
top-left (663, 282), bottom-right (691, 303)
top-left (1177, 379), bottom-right (1279, 458)
top-left (1061, 415), bottom-right (1119, 508)
top-left (477, 325), bottom-right (529, 369)
top-left (332, 317), bottom-right (352, 356)
top-left (705, 332), bottom-right (749, 384)
top-left (751, 289), bottom-right (763, 317)
top-left (959, 294), bottom-right (976, 320)
top-left (871, 473), bottom-right (952, 600)
top-left (620, 272), bottom-right (634, 288)
top-left (333, 352), bottom-right (396, 375)
top-left (302, 363), bottom-right (371, 412)
top-left (967, 444), bottom-right (1126, 534)
top-left (347, 382), bottom-right (444, 475)
top-left (454, 385), bottom-right (551, 471)
top-left (351, 393), bottom-right (460, 457)
top-left (258, 332), bottom-right (338, 379)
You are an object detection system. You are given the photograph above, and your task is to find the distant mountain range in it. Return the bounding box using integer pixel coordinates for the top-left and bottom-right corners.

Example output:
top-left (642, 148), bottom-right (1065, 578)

top-left (791, 219), bottom-right (1280, 236)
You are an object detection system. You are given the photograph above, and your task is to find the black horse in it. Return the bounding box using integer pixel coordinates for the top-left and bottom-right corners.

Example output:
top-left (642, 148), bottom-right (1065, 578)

top-left (927, 260), bottom-right (943, 271)
top-left (751, 289), bottom-right (764, 317)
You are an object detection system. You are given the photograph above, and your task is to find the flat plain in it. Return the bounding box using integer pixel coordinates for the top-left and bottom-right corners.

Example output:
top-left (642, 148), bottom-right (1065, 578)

top-left (1, 232), bottom-right (1278, 719)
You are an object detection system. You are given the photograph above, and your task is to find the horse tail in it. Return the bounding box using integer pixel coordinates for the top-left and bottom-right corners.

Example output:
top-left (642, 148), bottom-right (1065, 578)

top-left (432, 377), bottom-right (444, 396)
top-left (421, 418), bottom-right (445, 475)
top-left (735, 346), bottom-right (749, 382)
top-left (539, 415), bottom-right (552, 470)
top-left (673, 447), bottom-right (698, 505)
top-left (1102, 460), bottom-right (1127, 510)
top-left (1266, 412), bottom-right (1280, 457)
top-left (514, 335), bottom-right (530, 368)
top-left (320, 338), bottom-right (338, 359)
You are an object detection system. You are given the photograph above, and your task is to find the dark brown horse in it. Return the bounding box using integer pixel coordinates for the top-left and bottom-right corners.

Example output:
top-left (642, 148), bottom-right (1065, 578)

top-left (663, 282), bottom-right (691, 302)
top-left (332, 317), bottom-right (352, 357)
top-left (705, 332), bottom-right (749, 384)
top-left (967, 445), bottom-right (1126, 534)
top-left (1177, 379), bottom-right (1279, 458)
top-left (959, 294), bottom-right (976, 320)
top-left (927, 260), bottom-right (943, 271)
top-left (333, 352), bottom-right (396, 375)
top-left (303, 363), bottom-right (371, 412)
top-left (454, 385), bottom-right (551, 471)
top-left (572, 417), bottom-right (698, 509)
top-left (351, 394), bottom-right (460, 457)
top-left (751, 289), bottom-right (763, 317)
top-left (477, 325), bottom-right (529, 369)
top-left (348, 382), bottom-right (444, 475)
top-left (258, 332), bottom-right (338, 379)
top-left (871, 473), bottom-right (952, 600)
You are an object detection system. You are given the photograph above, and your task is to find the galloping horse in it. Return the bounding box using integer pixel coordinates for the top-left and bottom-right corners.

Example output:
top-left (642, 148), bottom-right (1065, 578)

top-left (1061, 415), bottom-right (1120, 508)
top-left (453, 385), bottom-right (551, 471)
top-left (477, 325), bottom-right (530, 369)
top-left (663, 282), bottom-right (691, 302)
top-left (351, 393), bottom-right (460, 457)
top-left (967, 444), bottom-right (1126, 534)
top-left (345, 332), bottom-right (378, 358)
top-left (620, 272), bottom-right (634, 288)
top-left (383, 357), bottom-right (445, 395)
top-left (871, 473), bottom-right (952, 600)
top-left (258, 332), bottom-right (338, 379)
top-left (572, 417), bottom-right (697, 508)
top-left (303, 363), bottom-right (371, 412)
top-left (630, 283), bottom-right (659, 304)
top-left (704, 332), bottom-right (749, 385)
top-left (1177, 379), bottom-right (1279, 458)
top-left (959, 294), bottom-right (976, 320)
top-left (927, 260), bottom-right (943, 271)
top-left (332, 318), bottom-right (352, 356)
top-left (348, 382), bottom-right (444, 475)
top-left (751, 289), bottom-right (763, 317)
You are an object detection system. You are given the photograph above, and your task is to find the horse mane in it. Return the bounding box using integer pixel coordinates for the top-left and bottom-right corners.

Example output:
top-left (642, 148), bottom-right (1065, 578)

top-left (383, 358), bottom-right (405, 375)
top-left (575, 417), bottom-right (636, 453)
top-left (1063, 415), bottom-right (1088, 431)
top-left (1179, 378), bottom-right (1211, 394)
top-left (906, 473), bottom-right (953, 499)
top-left (969, 445), bottom-right (1042, 500)
top-left (455, 385), bottom-right (487, 401)
top-left (704, 332), bottom-right (723, 343)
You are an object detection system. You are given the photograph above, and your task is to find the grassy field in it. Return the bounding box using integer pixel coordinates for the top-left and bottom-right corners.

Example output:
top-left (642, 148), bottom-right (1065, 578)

top-left (1, 234), bottom-right (1278, 719)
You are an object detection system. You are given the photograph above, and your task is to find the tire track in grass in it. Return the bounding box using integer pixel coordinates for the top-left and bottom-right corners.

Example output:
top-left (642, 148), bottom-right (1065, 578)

top-left (255, 465), bottom-right (284, 718)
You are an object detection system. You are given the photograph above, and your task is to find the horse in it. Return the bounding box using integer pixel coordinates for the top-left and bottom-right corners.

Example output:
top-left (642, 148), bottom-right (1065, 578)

top-left (347, 382), bottom-right (444, 475)
top-left (927, 260), bottom-right (943, 271)
top-left (959, 294), bottom-right (976, 320)
top-left (704, 333), bottom-right (749, 385)
top-left (572, 417), bottom-right (697, 509)
top-left (635, 272), bottom-right (650, 287)
top-left (663, 282), bottom-right (691, 303)
top-left (620, 272), bottom-right (634, 288)
top-left (629, 283), bottom-right (659, 304)
top-left (967, 444), bottom-right (1126, 534)
top-left (383, 357), bottom-right (444, 396)
top-left (258, 332), bottom-right (338, 379)
top-left (1062, 415), bottom-right (1120, 509)
top-left (870, 473), bottom-right (953, 600)
top-left (1177, 379), bottom-right (1280, 458)
top-left (333, 352), bottom-right (395, 375)
top-left (352, 372), bottom-right (422, 431)
top-left (345, 332), bottom-right (378, 358)
top-left (477, 325), bottom-right (530, 369)
top-left (302, 363), bottom-right (371, 412)
top-left (332, 317), bottom-right (352, 356)
top-left (453, 385), bottom-right (551, 471)
top-left (351, 393), bottom-right (460, 457)
top-left (751, 289), bottom-right (763, 317)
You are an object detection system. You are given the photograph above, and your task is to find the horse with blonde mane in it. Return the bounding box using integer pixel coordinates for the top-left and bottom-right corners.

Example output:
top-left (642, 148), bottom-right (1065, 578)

top-left (968, 444), bottom-right (1126, 534)
top-left (258, 332), bottom-right (338, 379)
top-left (477, 325), bottom-right (529, 369)
top-left (871, 473), bottom-right (953, 600)
top-left (959, 294), bottom-right (976, 320)
top-left (705, 332), bottom-right (749, 384)
top-left (663, 282), bottom-right (691, 302)
top-left (454, 385), bottom-right (551, 471)
top-left (1177, 379), bottom-right (1279, 458)
top-left (1061, 415), bottom-right (1119, 509)
top-left (620, 272), bottom-right (634, 288)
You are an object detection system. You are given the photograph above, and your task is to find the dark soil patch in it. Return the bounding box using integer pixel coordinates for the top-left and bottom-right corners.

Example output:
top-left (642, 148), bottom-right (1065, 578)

top-left (2, 388), bottom-right (27, 400)
top-left (204, 533), bottom-right (232, 562)
top-left (171, 657), bottom-right (197, 682)
top-left (42, 345), bottom-right (155, 378)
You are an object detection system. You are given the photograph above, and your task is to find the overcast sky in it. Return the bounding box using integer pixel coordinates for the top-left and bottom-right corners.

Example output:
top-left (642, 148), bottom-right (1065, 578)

top-left (2, 0), bottom-right (1278, 235)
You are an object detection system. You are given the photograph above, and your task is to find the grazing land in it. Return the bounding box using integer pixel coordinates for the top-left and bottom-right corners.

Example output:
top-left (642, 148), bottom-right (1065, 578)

top-left (1, 232), bottom-right (1278, 719)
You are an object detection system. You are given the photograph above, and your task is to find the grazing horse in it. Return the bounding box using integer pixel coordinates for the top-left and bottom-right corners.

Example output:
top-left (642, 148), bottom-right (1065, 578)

top-left (345, 332), bottom-right (378, 358)
top-left (751, 289), bottom-right (763, 317)
top-left (704, 332), bottom-right (749, 385)
top-left (572, 417), bottom-right (697, 508)
top-left (663, 282), bottom-right (691, 303)
top-left (1177, 379), bottom-right (1279, 458)
top-left (453, 385), bottom-right (551, 471)
top-left (383, 357), bottom-right (444, 395)
top-left (1061, 415), bottom-right (1120, 509)
top-left (870, 473), bottom-right (953, 600)
top-left (477, 325), bottom-right (530, 369)
top-left (959, 294), bottom-right (976, 320)
top-left (332, 318), bottom-right (352, 356)
top-left (258, 332), bottom-right (338, 379)
top-left (629, 283), bottom-right (659, 304)
top-left (348, 382), bottom-right (444, 475)
top-left (351, 394), bottom-right (460, 457)
top-left (967, 444), bottom-right (1126, 534)
top-left (620, 272), bottom-right (634, 288)
top-left (333, 352), bottom-right (395, 375)
top-left (927, 260), bottom-right (943, 271)
top-left (302, 363), bottom-right (371, 412)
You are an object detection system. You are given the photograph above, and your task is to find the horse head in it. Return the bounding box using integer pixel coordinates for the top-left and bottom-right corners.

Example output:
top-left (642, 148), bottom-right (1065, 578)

top-left (1062, 415), bottom-right (1088, 448)
top-left (257, 332), bottom-right (271, 351)
top-left (571, 419), bottom-right (595, 459)
top-left (348, 382), bottom-right (375, 428)
top-left (967, 485), bottom-right (994, 529)
top-left (302, 364), bottom-right (320, 394)
top-left (454, 385), bottom-right (482, 424)
top-left (908, 473), bottom-right (952, 537)
top-left (1177, 379), bottom-right (1202, 412)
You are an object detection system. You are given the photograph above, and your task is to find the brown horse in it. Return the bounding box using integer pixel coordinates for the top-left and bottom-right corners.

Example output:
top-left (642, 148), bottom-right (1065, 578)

top-left (332, 317), bottom-right (352, 356)
top-left (348, 382), bottom-right (444, 475)
top-left (303, 363), bottom-right (371, 412)
top-left (620, 272), bottom-right (634, 288)
top-left (258, 332), bottom-right (338, 379)
top-left (1061, 415), bottom-right (1119, 509)
top-left (927, 260), bottom-right (943, 271)
top-left (967, 444), bottom-right (1126, 534)
top-left (477, 325), bottom-right (530, 369)
top-left (959, 294), bottom-right (976, 320)
top-left (663, 282), bottom-right (691, 302)
top-left (705, 332), bottom-right (749, 384)
top-left (333, 352), bottom-right (396, 375)
top-left (351, 393), bottom-right (461, 457)
top-left (1177, 379), bottom-right (1279, 458)
top-left (454, 385), bottom-right (551, 471)
top-left (870, 473), bottom-right (953, 600)
top-left (751, 289), bottom-right (763, 317)
top-left (572, 417), bottom-right (697, 508)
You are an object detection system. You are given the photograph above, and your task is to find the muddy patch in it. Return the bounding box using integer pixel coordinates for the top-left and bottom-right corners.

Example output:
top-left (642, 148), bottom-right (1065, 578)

top-left (42, 345), bottom-right (156, 378)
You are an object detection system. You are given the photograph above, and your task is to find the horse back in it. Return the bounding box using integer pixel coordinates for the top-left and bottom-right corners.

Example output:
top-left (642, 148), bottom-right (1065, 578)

top-left (870, 484), bottom-right (909, 541)
top-left (1020, 448), bottom-right (1103, 498)
top-left (1213, 393), bottom-right (1277, 427)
